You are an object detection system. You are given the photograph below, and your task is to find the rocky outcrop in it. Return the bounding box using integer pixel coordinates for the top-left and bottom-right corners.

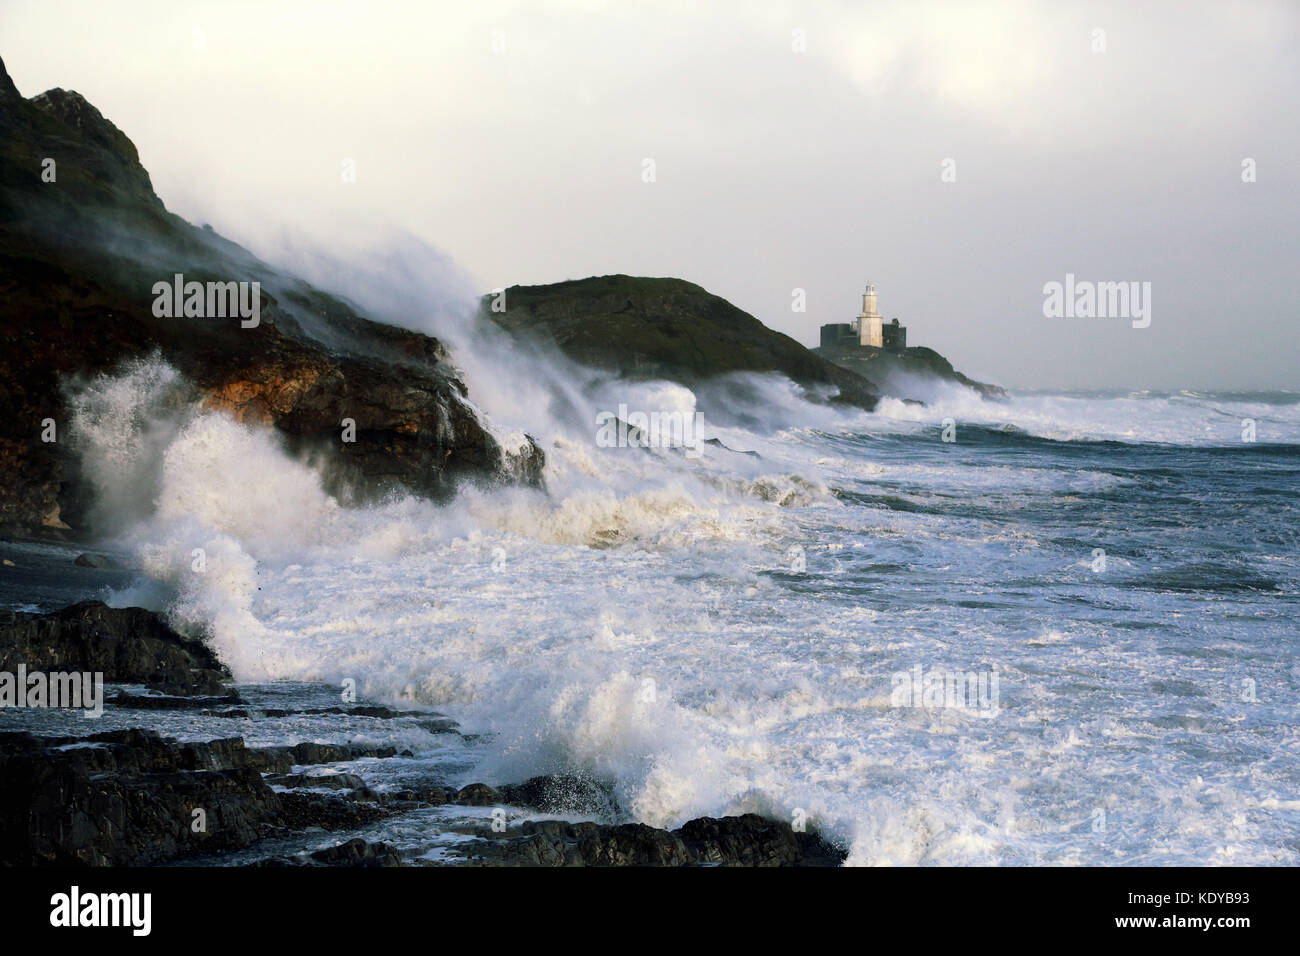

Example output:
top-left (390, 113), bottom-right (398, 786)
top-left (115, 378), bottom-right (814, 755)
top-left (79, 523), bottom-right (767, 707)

top-left (485, 275), bottom-right (880, 411)
top-left (0, 54), bottom-right (542, 537)
top-left (256, 838), bottom-right (404, 868)
top-left (445, 773), bottom-right (845, 866)
top-left (483, 273), bottom-right (1000, 408)
top-left (813, 342), bottom-right (1005, 400)
top-left (459, 814), bottom-right (846, 867)
top-left (0, 730), bottom-right (291, 866)
top-left (0, 728), bottom-right (406, 866)
top-left (72, 552), bottom-right (121, 569)
top-left (0, 601), bottom-right (229, 694)
top-left (499, 774), bottom-right (615, 817)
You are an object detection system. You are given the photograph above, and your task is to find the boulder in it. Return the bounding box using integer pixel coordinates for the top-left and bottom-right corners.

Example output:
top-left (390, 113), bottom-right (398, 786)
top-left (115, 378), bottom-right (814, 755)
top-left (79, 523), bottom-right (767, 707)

top-left (256, 839), bottom-right (403, 867)
top-left (0, 600), bottom-right (229, 694)
top-left (72, 552), bottom-right (122, 569)
top-left (499, 774), bottom-right (616, 817)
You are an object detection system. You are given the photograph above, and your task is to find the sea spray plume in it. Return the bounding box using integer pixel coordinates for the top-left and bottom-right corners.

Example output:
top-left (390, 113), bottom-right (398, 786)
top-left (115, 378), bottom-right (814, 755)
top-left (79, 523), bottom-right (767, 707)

top-left (870, 385), bottom-right (1300, 445)
top-left (240, 232), bottom-right (735, 491)
top-left (871, 369), bottom-right (990, 410)
top-left (690, 371), bottom-right (873, 436)
top-left (247, 223), bottom-right (480, 336)
top-left (65, 359), bottom-right (809, 575)
top-left (225, 225), bottom-right (593, 441)
top-left (0, 64), bottom-right (545, 536)
top-left (63, 354), bottom-right (192, 538)
top-left (64, 356), bottom-right (367, 547)
top-left (229, 227), bottom-right (889, 452)
top-left (230, 229), bottom-right (894, 558)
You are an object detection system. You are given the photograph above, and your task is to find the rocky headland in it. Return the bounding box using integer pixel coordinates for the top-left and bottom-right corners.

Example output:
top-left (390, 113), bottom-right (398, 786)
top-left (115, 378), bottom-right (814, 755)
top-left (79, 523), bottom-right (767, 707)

top-left (484, 274), bottom-right (1002, 412)
top-left (0, 54), bottom-right (542, 539)
top-left (484, 275), bottom-right (882, 409)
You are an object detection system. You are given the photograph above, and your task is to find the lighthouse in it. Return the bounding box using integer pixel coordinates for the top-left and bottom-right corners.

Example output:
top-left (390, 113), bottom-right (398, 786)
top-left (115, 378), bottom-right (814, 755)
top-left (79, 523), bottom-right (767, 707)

top-left (857, 282), bottom-right (883, 347)
top-left (815, 282), bottom-right (907, 352)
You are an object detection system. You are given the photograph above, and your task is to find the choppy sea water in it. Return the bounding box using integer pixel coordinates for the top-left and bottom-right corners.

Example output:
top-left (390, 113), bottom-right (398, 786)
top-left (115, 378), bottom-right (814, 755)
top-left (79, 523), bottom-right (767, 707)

top-left (5, 377), bottom-right (1298, 865)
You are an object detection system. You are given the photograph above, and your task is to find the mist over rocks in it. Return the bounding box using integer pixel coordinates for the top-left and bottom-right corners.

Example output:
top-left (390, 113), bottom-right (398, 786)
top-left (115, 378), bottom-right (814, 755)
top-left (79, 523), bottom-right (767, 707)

top-left (0, 54), bottom-right (543, 538)
top-left (483, 275), bottom-right (883, 413)
top-left (813, 341), bottom-right (1006, 401)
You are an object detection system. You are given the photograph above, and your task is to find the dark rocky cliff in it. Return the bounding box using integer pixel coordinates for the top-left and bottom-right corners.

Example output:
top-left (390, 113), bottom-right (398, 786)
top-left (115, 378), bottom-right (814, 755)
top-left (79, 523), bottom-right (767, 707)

top-left (484, 275), bottom-right (882, 411)
top-left (0, 55), bottom-right (542, 537)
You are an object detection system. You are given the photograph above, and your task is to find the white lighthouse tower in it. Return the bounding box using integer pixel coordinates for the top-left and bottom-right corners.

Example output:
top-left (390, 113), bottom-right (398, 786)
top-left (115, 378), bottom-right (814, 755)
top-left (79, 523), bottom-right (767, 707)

top-left (857, 282), bottom-right (883, 347)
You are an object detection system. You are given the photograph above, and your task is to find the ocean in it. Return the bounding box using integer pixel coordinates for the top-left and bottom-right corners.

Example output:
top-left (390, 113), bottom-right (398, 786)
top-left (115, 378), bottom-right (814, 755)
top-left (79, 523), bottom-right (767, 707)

top-left (4, 369), bottom-right (1298, 865)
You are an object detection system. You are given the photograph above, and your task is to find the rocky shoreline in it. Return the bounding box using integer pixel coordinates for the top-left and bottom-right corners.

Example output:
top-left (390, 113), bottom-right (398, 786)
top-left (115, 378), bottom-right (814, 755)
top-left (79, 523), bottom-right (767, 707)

top-left (0, 601), bottom-right (846, 868)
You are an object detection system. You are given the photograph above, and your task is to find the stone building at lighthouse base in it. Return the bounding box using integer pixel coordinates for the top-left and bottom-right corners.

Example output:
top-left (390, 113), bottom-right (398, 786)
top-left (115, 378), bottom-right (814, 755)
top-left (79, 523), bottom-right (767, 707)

top-left (811, 283), bottom-right (1005, 400)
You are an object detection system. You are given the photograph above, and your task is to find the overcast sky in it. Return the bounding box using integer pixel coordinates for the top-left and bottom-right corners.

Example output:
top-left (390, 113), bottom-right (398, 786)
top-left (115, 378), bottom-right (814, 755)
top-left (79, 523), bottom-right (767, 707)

top-left (4, 0), bottom-right (1297, 389)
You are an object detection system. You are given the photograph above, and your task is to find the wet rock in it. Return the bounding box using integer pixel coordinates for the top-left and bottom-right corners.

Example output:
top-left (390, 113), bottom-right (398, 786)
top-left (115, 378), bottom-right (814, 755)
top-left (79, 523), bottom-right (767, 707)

top-left (0, 729), bottom-right (402, 866)
top-left (416, 717), bottom-right (461, 734)
top-left (72, 552), bottom-right (122, 569)
top-left (454, 782), bottom-right (505, 806)
top-left (243, 741), bottom-right (400, 774)
top-left (387, 785), bottom-right (455, 807)
top-left (471, 821), bottom-right (691, 867)
top-left (266, 772), bottom-right (367, 791)
top-left (225, 704), bottom-right (430, 721)
top-left (256, 839), bottom-right (403, 868)
top-left (289, 742), bottom-right (398, 765)
top-left (678, 814), bottom-right (814, 867)
top-left (1, 729), bottom-right (279, 775)
top-left (499, 775), bottom-right (616, 817)
top-left (113, 690), bottom-right (243, 710)
top-left (347, 705), bottom-right (410, 719)
top-left (0, 732), bottom-right (279, 865)
top-left (306, 838), bottom-right (403, 867)
top-left (242, 746), bottom-right (295, 775)
top-left (0, 601), bottom-right (229, 694)
top-left (275, 791), bottom-right (387, 832)
top-left (460, 813), bottom-right (847, 868)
